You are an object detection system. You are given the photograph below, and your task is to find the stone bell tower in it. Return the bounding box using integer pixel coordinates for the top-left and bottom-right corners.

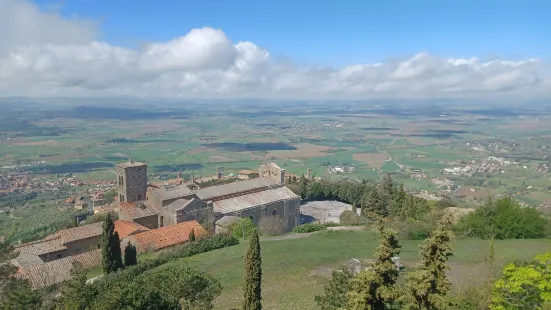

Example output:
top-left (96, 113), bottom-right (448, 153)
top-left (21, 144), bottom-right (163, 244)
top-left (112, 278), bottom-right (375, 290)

top-left (115, 160), bottom-right (148, 202)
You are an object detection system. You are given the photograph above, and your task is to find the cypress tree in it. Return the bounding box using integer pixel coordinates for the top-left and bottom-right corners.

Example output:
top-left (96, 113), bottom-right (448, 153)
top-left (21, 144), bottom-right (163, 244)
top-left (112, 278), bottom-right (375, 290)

top-left (402, 214), bottom-right (454, 310)
top-left (111, 231), bottom-right (123, 271)
top-left (346, 221), bottom-right (401, 309)
top-left (352, 202), bottom-right (358, 215)
top-left (189, 228), bottom-right (196, 242)
top-left (101, 213), bottom-right (122, 274)
top-left (123, 243), bottom-right (137, 267)
top-left (360, 203), bottom-right (366, 217)
top-left (243, 229), bottom-right (262, 310)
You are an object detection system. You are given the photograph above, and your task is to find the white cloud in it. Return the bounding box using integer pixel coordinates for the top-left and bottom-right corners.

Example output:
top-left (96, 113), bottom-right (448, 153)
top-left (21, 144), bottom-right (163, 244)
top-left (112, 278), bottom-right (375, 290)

top-left (0, 0), bottom-right (549, 99)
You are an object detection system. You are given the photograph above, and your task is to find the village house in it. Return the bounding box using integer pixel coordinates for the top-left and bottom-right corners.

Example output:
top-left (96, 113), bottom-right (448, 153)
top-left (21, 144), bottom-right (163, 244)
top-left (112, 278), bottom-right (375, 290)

top-left (237, 169), bottom-right (259, 180)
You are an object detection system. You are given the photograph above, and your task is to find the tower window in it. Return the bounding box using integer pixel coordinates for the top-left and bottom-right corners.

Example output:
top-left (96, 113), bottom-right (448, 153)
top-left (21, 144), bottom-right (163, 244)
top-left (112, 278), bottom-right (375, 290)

top-left (138, 194), bottom-right (142, 200)
top-left (272, 209), bottom-right (278, 216)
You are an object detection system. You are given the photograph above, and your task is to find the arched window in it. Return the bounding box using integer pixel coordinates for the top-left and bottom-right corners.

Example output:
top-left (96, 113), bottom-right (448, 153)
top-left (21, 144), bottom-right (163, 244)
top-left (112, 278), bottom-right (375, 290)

top-left (138, 194), bottom-right (142, 200)
top-left (137, 175), bottom-right (142, 186)
top-left (249, 216), bottom-right (254, 221)
top-left (272, 209), bottom-right (278, 216)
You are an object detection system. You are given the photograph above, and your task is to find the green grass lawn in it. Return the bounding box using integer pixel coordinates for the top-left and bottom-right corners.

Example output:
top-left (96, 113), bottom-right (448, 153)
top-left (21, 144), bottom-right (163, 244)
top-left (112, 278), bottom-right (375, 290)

top-left (159, 230), bottom-right (551, 310)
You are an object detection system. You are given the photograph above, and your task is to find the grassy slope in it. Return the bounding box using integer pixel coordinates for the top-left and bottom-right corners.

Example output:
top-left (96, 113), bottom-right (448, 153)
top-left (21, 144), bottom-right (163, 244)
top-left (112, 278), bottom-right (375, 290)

top-left (162, 230), bottom-right (551, 310)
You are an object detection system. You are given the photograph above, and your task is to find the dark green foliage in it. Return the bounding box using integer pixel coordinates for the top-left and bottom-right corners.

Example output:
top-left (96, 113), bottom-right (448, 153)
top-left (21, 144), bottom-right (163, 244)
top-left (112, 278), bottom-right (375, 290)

top-left (456, 197), bottom-right (548, 239)
top-left (243, 229), bottom-right (262, 310)
top-left (352, 202), bottom-right (358, 214)
top-left (101, 213), bottom-right (122, 274)
top-left (53, 263), bottom-right (96, 310)
top-left (57, 264), bottom-right (220, 310)
top-left (123, 243), bottom-right (138, 267)
top-left (346, 222), bottom-right (402, 309)
top-left (314, 267), bottom-right (354, 310)
top-left (189, 228), bottom-right (196, 242)
top-left (98, 234), bottom-right (239, 289)
top-left (0, 240), bottom-right (42, 309)
top-left (403, 214), bottom-right (454, 310)
top-left (292, 223), bottom-right (327, 233)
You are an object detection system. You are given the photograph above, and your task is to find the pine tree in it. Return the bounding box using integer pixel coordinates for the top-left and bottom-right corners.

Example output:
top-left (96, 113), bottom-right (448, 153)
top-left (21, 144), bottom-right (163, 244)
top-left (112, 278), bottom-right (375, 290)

top-left (402, 214), bottom-right (454, 310)
top-left (189, 228), bottom-right (196, 242)
top-left (243, 229), bottom-right (262, 310)
top-left (367, 188), bottom-right (388, 217)
top-left (102, 213), bottom-right (122, 274)
top-left (314, 267), bottom-right (354, 310)
top-left (346, 221), bottom-right (401, 310)
top-left (123, 243), bottom-right (138, 267)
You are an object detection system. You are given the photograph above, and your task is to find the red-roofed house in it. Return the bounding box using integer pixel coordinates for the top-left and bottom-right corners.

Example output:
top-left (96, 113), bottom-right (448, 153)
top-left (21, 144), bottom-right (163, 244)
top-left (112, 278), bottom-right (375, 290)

top-left (124, 220), bottom-right (206, 253)
top-left (114, 220), bottom-right (150, 239)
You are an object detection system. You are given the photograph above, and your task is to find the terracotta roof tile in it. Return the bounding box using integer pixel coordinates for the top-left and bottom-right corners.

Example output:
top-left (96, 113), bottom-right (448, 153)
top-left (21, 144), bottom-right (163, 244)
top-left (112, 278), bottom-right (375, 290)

top-left (196, 177), bottom-right (277, 201)
top-left (114, 220), bottom-right (150, 239)
top-left (120, 201), bottom-right (159, 219)
top-left (20, 249), bottom-right (102, 289)
top-left (58, 222), bottom-right (103, 243)
top-left (15, 238), bottom-right (67, 256)
top-left (128, 220), bottom-right (206, 252)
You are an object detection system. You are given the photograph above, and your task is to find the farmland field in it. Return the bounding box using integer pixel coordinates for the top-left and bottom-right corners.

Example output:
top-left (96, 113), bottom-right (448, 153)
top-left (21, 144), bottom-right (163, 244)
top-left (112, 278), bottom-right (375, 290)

top-left (2, 100), bottom-right (551, 208)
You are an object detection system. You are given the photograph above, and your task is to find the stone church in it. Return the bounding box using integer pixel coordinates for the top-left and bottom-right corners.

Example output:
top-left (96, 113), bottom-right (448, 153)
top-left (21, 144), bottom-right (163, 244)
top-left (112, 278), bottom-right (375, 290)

top-left (116, 160), bottom-right (301, 232)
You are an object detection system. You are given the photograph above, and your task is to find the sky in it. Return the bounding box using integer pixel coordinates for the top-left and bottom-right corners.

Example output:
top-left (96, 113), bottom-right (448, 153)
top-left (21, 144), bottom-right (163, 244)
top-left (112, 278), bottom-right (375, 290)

top-left (0, 0), bottom-right (549, 100)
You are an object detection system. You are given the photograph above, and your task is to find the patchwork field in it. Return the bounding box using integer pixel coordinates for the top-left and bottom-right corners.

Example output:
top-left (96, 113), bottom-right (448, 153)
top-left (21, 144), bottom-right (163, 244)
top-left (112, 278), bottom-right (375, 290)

top-left (352, 153), bottom-right (390, 169)
top-left (2, 101), bottom-right (551, 206)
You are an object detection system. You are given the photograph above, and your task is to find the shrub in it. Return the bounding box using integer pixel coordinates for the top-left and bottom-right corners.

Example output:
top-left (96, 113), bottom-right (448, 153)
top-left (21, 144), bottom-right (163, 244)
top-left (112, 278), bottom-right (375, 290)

top-left (293, 223), bottom-right (327, 233)
top-left (455, 198), bottom-right (548, 239)
top-left (259, 215), bottom-right (285, 236)
top-left (228, 218), bottom-right (257, 239)
top-left (94, 234), bottom-right (239, 289)
top-left (339, 210), bottom-right (367, 226)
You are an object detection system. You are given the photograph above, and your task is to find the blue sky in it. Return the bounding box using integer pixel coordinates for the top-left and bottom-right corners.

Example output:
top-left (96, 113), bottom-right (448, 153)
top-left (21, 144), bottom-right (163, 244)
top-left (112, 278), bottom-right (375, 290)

top-left (35, 0), bottom-right (550, 67)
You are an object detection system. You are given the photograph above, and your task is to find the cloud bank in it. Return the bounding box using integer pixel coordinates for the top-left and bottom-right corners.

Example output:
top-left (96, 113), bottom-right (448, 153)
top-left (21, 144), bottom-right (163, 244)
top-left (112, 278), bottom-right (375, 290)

top-left (0, 0), bottom-right (549, 99)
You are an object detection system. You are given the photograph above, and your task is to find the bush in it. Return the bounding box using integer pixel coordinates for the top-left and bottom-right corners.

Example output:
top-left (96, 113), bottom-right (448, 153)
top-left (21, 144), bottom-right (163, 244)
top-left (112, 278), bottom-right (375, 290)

top-left (339, 210), bottom-right (367, 226)
top-left (455, 197), bottom-right (548, 239)
top-left (293, 223), bottom-right (327, 233)
top-left (227, 218), bottom-right (257, 239)
top-left (94, 234), bottom-right (239, 289)
top-left (259, 215), bottom-right (285, 236)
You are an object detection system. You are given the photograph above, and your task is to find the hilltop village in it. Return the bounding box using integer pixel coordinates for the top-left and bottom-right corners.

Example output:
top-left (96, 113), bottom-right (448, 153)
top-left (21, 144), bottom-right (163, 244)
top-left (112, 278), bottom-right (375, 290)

top-left (11, 160), bottom-right (301, 289)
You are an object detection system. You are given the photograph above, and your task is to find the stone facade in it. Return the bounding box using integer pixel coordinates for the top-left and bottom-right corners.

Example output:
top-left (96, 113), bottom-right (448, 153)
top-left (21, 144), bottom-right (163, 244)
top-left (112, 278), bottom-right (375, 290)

top-left (258, 163), bottom-right (286, 184)
top-left (229, 198), bottom-right (300, 233)
top-left (116, 161), bottom-right (148, 202)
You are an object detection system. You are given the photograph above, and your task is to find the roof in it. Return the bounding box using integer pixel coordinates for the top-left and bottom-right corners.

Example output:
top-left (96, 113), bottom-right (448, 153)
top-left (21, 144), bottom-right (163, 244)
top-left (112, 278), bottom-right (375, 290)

top-left (120, 201), bottom-right (159, 219)
top-left (20, 249), bottom-right (102, 289)
top-left (114, 220), bottom-right (150, 239)
top-left (238, 170), bottom-right (257, 175)
top-left (15, 238), bottom-right (67, 256)
top-left (196, 177), bottom-right (277, 201)
top-left (215, 216), bottom-right (241, 227)
top-left (15, 222), bottom-right (104, 256)
top-left (11, 252), bottom-right (44, 268)
top-left (57, 222), bottom-right (103, 243)
top-left (127, 220), bottom-right (206, 252)
top-left (213, 186), bottom-right (299, 213)
top-left (116, 161), bottom-right (147, 168)
top-left (164, 198), bottom-right (191, 213)
top-left (152, 183), bottom-right (194, 201)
